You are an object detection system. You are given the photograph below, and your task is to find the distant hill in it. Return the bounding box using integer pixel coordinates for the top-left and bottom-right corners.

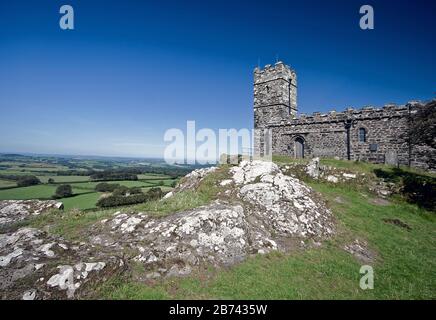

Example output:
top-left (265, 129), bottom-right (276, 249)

top-left (0, 154), bottom-right (25, 158)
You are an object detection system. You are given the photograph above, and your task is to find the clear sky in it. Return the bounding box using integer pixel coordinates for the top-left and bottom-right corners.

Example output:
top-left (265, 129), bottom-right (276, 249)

top-left (0, 0), bottom-right (435, 158)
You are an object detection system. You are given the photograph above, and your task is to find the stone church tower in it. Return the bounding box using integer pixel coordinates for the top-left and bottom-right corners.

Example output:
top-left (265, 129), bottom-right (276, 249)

top-left (254, 61), bottom-right (297, 129)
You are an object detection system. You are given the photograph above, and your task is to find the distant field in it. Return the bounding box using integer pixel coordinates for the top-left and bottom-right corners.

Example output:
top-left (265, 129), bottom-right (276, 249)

top-left (0, 185), bottom-right (91, 200)
top-left (0, 170), bottom-right (39, 176)
top-left (0, 156), bottom-right (179, 210)
top-left (0, 177), bottom-right (175, 208)
top-left (72, 180), bottom-right (158, 191)
top-left (138, 174), bottom-right (171, 180)
top-left (61, 192), bottom-right (102, 210)
top-left (0, 163), bottom-right (69, 172)
top-left (160, 179), bottom-right (177, 186)
top-left (0, 185), bottom-right (58, 200)
top-left (0, 179), bottom-right (16, 188)
top-left (1, 169), bottom-right (67, 176)
top-left (17, 167), bottom-right (67, 172)
top-left (38, 175), bottom-right (91, 183)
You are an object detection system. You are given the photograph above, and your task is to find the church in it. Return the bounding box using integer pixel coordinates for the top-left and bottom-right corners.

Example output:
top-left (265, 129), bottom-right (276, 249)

top-left (253, 61), bottom-right (433, 170)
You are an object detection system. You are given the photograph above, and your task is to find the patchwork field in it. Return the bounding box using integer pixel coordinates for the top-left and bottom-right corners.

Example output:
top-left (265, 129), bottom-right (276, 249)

top-left (0, 179), bottom-right (16, 188)
top-left (71, 180), bottom-right (155, 190)
top-left (61, 192), bottom-right (103, 210)
top-left (0, 155), bottom-right (182, 210)
top-left (37, 175), bottom-right (91, 183)
top-left (0, 184), bottom-right (91, 201)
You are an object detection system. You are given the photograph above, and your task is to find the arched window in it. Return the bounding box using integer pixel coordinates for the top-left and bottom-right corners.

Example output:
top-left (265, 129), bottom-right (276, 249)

top-left (359, 128), bottom-right (367, 143)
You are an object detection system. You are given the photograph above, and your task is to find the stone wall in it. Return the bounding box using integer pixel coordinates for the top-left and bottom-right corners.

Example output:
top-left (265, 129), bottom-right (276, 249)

top-left (268, 103), bottom-right (436, 170)
top-left (270, 105), bottom-right (411, 165)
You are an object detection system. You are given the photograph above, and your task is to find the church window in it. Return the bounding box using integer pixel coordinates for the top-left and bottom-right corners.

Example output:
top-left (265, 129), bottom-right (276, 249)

top-left (359, 128), bottom-right (367, 142)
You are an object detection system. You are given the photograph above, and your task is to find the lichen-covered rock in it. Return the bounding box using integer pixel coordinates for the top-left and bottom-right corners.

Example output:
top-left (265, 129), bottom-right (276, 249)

top-left (230, 160), bottom-right (279, 184)
top-left (0, 227), bottom-right (122, 300)
top-left (91, 203), bottom-right (249, 270)
top-left (0, 200), bottom-right (63, 225)
top-left (237, 171), bottom-right (334, 238)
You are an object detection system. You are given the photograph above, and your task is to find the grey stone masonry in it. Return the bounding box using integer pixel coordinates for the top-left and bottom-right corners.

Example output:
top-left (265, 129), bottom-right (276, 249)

top-left (253, 61), bottom-right (435, 171)
top-left (254, 61), bottom-right (297, 129)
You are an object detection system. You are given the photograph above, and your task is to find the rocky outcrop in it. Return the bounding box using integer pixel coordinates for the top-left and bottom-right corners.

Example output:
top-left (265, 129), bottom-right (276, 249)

top-left (86, 160), bottom-right (334, 280)
top-left (0, 160), bottom-right (335, 299)
top-left (231, 161), bottom-right (333, 238)
top-left (0, 226), bottom-right (122, 300)
top-left (0, 200), bottom-right (121, 300)
top-left (0, 200), bottom-right (63, 226)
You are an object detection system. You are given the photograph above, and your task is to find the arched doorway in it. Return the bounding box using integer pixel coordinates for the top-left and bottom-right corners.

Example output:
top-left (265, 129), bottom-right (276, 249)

top-left (295, 137), bottom-right (305, 158)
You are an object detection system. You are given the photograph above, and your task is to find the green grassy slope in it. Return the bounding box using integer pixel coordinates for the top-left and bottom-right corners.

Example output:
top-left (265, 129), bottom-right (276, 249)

top-left (99, 182), bottom-right (435, 299)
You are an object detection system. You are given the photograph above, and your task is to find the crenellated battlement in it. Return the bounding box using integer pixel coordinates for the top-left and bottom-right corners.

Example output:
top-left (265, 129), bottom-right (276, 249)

top-left (254, 61), bottom-right (297, 86)
top-left (268, 102), bottom-right (421, 127)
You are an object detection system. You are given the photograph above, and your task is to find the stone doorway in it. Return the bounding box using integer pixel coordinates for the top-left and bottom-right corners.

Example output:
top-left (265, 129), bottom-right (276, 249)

top-left (295, 137), bottom-right (305, 158)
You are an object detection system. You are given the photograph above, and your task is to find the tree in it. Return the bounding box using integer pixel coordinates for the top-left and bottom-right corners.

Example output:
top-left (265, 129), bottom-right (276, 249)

top-left (145, 187), bottom-right (163, 201)
top-left (54, 184), bottom-right (73, 198)
top-left (408, 101), bottom-right (436, 149)
top-left (113, 186), bottom-right (129, 196)
top-left (129, 187), bottom-right (143, 195)
top-left (47, 178), bottom-right (55, 184)
top-left (17, 175), bottom-right (41, 187)
top-left (96, 193), bottom-right (147, 208)
top-left (95, 182), bottom-right (120, 192)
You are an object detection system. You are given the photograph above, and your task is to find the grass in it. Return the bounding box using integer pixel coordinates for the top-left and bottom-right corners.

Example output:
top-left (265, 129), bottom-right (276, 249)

top-left (100, 278), bottom-right (170, 299)
top-left (0, 184), bottom-right (91, 200)
top-left (273, 155), bottom-right (385, 175)
top-left (61, 192), bottom-right (102, 210)
top-left (272, 155), bottom-right (309, 165)
top-left (98, 181), bottom-right (436, 300)
top-left (27, 207), bottom-right (118, 241)
top-left (0, 185), bottom-right (58, 200)
top-left (273, 156), bottom-right (435, 177)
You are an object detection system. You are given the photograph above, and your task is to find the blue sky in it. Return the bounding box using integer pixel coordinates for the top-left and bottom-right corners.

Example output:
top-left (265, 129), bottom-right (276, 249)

top-left (0, 0), bottom-right (435, 158)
